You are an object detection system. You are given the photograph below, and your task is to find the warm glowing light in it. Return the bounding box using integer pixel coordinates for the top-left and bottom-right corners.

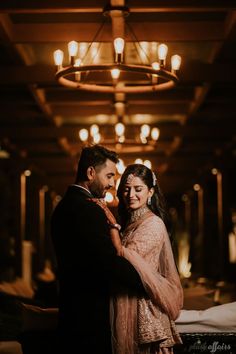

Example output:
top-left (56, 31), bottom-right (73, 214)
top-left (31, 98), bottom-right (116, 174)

top-left (152, 62), bottom-right (160, 71)
top-left (24, 170), bottom-right (31, 176)
top-left (229, 231), bottom-right (236, 263)
top-left (68, 41), bottom-right (78, 57)
top-left (212, 168), bottom-right (218, 175)
top-left (140, 134), bottom-right (147, 144)
top-left (79, 43), bottom-right (88, 57)
top-left (135, 158), bottom-right (143, 164)
top-left (182, 194), bottom-right (189, 202)
top-left (53, 50), bottom-right (64, 66)
top-left (90, 124), bottom-right (99, 137)
top-left (158, 44), bottom-right (168, 60)
top-left (116, 177), bottom-right (121, 190)
top-left (75, 58), bottom-right (82, 80)
top-left (115, 122), bottom-right (125, 136)
top-left (111, 68), bottom-right (120, 80)
top-left (79, 129), bottom-right (89, 142)
top-left (141, 124), bottom-right (150, 138)
top-left (178, 238), bottom-right (192, 278)
top-left (114, 38), bottom-right (125, 54)
top-left (171, 55), bottom-right (181, 71)
top-left (151, 127), bottom-right (160, 141)
top-left (105, 192), bottom-right (114, 203)
top-left (118, 135), bottom-right (125, 143)
top-left (93, 133), bottom-right (101, 144)
top-left (144, 160), bottom-right (152, 169)
top-left (75, 58), bottom-right (82, 67)
top-left (117, 159), bottom-right (125, 174)
top-left (193, 183), bottom-right (201, 191)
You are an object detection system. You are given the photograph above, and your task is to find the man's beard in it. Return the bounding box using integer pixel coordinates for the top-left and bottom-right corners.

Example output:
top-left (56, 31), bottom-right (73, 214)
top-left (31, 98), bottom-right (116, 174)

top-left (90, 180), bottom-right (107, 198)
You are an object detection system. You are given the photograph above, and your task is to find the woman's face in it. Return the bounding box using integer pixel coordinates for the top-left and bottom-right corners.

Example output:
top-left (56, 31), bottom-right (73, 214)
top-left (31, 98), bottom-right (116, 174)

top-left (122, 175), bottom-right (153, 210)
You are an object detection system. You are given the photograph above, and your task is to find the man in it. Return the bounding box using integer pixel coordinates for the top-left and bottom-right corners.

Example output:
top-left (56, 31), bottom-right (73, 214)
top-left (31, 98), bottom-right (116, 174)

top-left (51, 145), bottom-right (144, 353)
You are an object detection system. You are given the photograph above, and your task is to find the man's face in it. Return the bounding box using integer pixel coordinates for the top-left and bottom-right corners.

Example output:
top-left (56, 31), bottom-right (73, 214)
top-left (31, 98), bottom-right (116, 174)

top-left (90, 159), bottom-right (116, 198)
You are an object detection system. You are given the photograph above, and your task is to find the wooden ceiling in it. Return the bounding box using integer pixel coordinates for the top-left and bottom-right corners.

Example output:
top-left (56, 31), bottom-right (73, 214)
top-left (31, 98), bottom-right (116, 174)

top-left (0, 1), bottom-right (236, 202)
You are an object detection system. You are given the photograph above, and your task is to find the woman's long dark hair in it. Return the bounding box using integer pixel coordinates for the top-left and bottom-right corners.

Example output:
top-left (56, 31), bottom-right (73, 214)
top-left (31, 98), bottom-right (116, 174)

top-left (117, 164), bottom-right (171, 235)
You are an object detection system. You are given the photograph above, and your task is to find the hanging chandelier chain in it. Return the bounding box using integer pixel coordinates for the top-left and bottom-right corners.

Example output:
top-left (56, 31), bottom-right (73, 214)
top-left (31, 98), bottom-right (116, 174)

top-left (125, 21), bottom-right (151, 65)
top-left (82, 18), bottom-right (107, 64)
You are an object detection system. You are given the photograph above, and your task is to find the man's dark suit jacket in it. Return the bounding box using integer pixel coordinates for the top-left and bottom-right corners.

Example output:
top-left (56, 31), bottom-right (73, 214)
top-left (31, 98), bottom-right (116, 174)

top-left (51, 185), bottom-right (144, 353)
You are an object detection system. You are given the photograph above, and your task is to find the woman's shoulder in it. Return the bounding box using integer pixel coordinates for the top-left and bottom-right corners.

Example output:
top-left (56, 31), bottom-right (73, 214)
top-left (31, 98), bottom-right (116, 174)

top-left (146, 213), bottom-right (164, 225)
top-left (144, 213), bottom-right (167, 232)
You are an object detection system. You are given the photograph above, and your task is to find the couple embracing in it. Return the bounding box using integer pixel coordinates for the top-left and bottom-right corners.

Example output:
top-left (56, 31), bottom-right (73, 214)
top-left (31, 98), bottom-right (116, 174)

top-left (51, 145), bottom-right (183, 354)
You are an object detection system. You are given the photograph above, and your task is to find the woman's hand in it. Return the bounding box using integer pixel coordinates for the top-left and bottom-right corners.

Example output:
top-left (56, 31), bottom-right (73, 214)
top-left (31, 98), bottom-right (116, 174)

top-left (89, 198), bottom-right (117, 225)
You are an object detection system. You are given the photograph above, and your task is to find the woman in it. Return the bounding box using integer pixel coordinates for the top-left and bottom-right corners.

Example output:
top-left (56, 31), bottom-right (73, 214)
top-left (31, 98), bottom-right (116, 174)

top-left (94, 164), bottom-right (183, 354)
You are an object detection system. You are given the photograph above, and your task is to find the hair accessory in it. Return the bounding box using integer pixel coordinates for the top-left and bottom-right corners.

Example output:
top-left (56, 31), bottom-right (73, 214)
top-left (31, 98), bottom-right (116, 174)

top-left (152, 172), bottom-right (157, 186)
top-left (126, 173), bottom-right (135, 184)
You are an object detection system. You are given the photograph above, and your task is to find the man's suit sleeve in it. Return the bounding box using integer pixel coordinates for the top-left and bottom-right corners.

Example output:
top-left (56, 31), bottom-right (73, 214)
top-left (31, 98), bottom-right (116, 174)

top-left (82, 202), bottom-right (144, 293)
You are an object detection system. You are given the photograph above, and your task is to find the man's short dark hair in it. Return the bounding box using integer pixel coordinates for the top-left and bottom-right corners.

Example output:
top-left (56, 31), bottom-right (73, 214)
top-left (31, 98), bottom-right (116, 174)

top-left (75, 144), bottom-right (119, 182)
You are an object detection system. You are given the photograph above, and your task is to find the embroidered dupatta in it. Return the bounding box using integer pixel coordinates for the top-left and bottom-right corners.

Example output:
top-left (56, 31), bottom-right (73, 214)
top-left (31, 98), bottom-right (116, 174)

top-left (110, 212), bottom-right (183, 354)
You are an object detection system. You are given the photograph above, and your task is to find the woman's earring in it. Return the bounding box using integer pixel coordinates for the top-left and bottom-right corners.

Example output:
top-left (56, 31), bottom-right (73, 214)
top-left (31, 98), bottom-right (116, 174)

top-left (147, 196), bottom-right (152, 205)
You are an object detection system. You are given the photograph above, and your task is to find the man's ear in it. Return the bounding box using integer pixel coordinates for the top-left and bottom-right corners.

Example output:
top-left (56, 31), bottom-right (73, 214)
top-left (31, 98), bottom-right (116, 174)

top-left (87, 166), bottom-right (96, 181)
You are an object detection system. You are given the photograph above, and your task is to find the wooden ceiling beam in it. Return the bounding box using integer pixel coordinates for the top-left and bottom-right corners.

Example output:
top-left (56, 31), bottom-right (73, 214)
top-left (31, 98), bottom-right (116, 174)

top-left (45, 89), bottom-right (194, 102)
top-left (0, 1), bottom-right (235, 13)
top-left (5, 22), bottom-right (224, 42)
top-left (49, 103), bottom-right (188, 116)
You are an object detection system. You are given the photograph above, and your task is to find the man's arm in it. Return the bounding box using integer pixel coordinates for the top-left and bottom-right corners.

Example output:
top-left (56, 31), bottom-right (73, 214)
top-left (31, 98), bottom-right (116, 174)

top-left (82, 202), bottom-right (145, 293)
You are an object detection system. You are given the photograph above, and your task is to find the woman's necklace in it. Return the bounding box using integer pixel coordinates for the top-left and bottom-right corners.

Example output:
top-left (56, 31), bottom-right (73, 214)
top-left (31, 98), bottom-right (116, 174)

top-left (129, 205), bottom-right (150, 223)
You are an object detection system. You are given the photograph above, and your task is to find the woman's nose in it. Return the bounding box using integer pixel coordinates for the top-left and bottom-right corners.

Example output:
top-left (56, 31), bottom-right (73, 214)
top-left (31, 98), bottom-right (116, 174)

top-left (129, 188), bottom-right (135, 197)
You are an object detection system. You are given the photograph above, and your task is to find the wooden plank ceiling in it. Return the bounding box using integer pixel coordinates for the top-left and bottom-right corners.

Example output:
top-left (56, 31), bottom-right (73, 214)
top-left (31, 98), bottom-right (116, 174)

top-left (0, 1), bottom-right (236, 201)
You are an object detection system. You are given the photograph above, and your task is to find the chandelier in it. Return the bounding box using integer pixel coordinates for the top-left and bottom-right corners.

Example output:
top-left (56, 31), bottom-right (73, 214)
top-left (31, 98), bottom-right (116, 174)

top-left (53, 5), bottom-right (181, 94)
top-left (78, 123), bottom-right (160, 146)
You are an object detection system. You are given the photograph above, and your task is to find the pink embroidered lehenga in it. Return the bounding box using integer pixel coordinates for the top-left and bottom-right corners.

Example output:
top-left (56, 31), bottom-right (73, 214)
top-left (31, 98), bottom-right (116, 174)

top-left (110, 206), bottom-right (183, 354)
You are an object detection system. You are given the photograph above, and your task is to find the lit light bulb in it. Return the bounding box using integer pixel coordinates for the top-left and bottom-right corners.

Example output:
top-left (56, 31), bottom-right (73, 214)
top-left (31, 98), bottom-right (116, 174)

top-left (212, 168), bottom-right (218, 175)
top-left (75, 58), bottom-right (82, 81)
top-left (24, 169), bottom-right (31, 176)
top-left (144, 160), bottom-right (152, 169)
top-left (141, 124), bottom-right (150, 138)
top-left (152, 62), bottom-right (160, 71)
top-left (151, 127), bottom-right (160, 141)
top-left (158, 44), bottom-right (168, 67)
top-left (53, 50), bottom-right (64, 67)
top-left (93, 133), bottom-right (101, 144)
top-left (114, 38), bottom-right (125, 63)
top-left (171, 55), bottom-right (181, 72)
top-left (118, 135), bottom-right (125, 143)
top-left (111, 68), bottom-right (120, 80)
top-left (158, 44), bottom-right (168, 60)
top-left (75, 58), bottom-right (82, 66)
top-left (135, 158), bottom-right (143, 164)
top-left (140, 134), bottom-right (147, 144)
top-left (193, 184), bottom-right (201, 191)
top-left (90, 124), bottom-right (99, 137)
top-left (114, 38), bottom-right (125, 54)
top-left (105, 192), bottom-right (114, 203)
top-left (117, 159), bottom-right (125, 174)
top-left (68, 41), bottom-right (78, 57)
top-left (78, 129), bottom-right (89, 142)
top-left (115, 122), bottom-right (125, 137)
